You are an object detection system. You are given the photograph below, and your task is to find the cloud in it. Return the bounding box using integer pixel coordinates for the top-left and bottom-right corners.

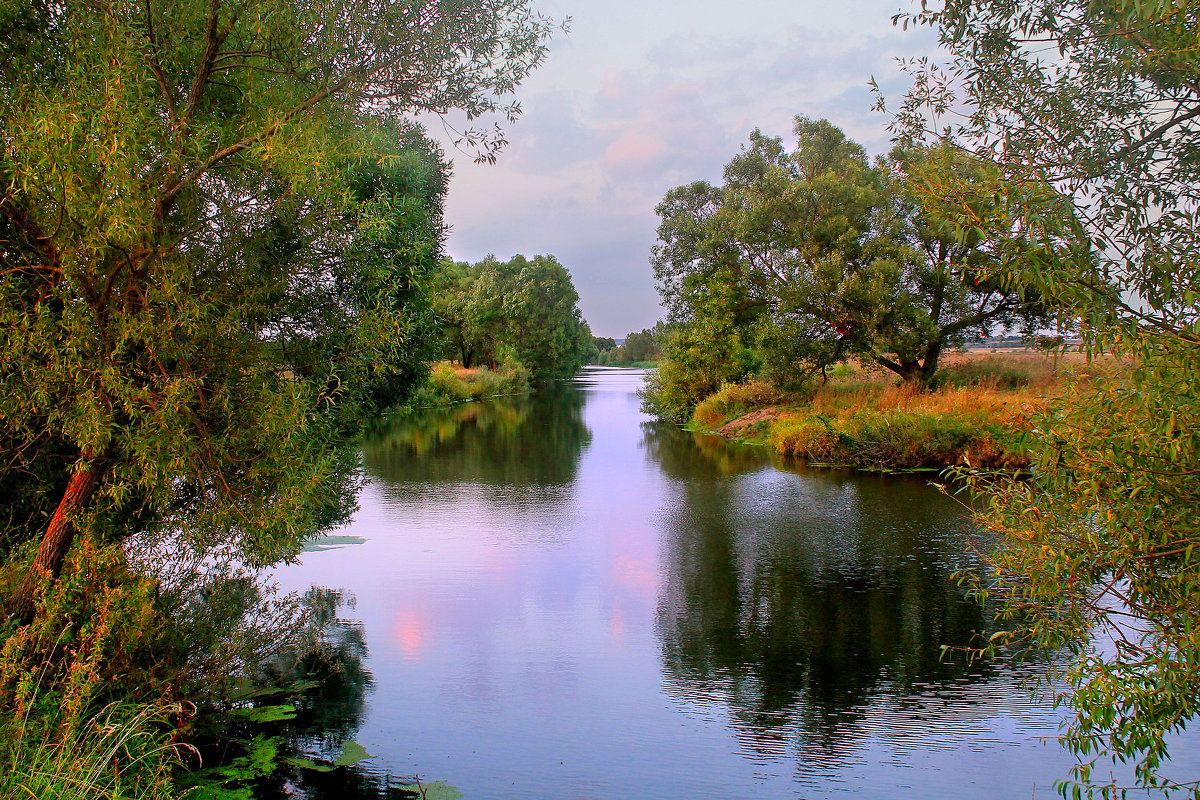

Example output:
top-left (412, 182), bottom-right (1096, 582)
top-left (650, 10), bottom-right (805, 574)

top-left (605, 129), bottom-right (668, 165)
top-left (435, 0), bottom-right (945, 337)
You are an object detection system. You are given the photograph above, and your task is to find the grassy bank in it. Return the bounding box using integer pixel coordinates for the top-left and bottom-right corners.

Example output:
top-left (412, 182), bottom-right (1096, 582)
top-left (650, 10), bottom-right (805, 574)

top-left (410, 361), bottom-right (532, 408)
top-left (689, 354), bottom-right (1078, 471)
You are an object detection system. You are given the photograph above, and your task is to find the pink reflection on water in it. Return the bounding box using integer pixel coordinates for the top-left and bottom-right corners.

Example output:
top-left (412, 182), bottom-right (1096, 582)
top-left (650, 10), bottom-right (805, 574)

top-left (393, 608), bottom-right (428, 660)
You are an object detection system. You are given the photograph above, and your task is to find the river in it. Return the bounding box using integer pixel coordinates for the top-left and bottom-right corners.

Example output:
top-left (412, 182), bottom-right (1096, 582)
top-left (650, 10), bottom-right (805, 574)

top-left (270, 367), bottom-right (1177, 799)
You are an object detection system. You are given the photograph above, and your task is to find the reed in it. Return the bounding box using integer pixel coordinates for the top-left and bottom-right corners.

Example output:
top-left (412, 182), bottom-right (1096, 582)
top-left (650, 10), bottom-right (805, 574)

top-left (0, 702), bottom-right (182, 800)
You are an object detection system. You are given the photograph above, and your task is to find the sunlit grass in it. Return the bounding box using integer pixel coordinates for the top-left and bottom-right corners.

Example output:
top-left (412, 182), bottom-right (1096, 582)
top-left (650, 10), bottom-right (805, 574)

top-left (690, 353), bottom-right (1107, 470)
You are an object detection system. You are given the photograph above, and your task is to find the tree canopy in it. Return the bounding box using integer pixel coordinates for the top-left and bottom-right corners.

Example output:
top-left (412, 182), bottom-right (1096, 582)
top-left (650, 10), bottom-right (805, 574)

top-left (647, 117), bottom-right (1057, 416)
top-left (892, 0), bottom-right (1200, 792)
top-left (0, 0), bottom-right (555, 619)
top-left (431, 253), bottom-right (596, 380)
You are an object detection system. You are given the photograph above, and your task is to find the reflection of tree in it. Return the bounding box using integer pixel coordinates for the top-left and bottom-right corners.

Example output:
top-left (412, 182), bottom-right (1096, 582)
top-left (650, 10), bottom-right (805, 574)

top-left (364, 387), bottom-right (590, 488)
top-left (289, 589), bottom-right (374, 758)
top-left (652, 428), bottom-right (1013, 761)
top-left (640, 420), bottom-right (770, 480)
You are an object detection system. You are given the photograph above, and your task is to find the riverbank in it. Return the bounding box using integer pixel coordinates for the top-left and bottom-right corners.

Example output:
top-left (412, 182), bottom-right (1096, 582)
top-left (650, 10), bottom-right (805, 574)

top-left (689, 354), bottom-right (1079, 471)
top-left (411, 361), bottom-right (532, 407)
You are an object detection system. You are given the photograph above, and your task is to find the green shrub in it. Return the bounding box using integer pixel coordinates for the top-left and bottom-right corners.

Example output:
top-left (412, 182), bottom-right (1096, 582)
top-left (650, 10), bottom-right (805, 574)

top-left (771, 417), bottom-right (847, 463)
top-left (410, 361), bottom-right (532, 409)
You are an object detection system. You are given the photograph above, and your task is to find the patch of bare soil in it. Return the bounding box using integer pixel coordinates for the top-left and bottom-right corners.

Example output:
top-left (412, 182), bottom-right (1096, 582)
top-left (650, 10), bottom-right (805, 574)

top-left (712, 407), bottom-right (783, 439)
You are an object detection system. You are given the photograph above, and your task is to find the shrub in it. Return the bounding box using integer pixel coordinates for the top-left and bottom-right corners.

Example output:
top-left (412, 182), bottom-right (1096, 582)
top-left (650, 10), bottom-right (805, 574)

top-left (410, 361), bottom-right (532, 409)
top-left (771, 417), bottom-right (847, 463)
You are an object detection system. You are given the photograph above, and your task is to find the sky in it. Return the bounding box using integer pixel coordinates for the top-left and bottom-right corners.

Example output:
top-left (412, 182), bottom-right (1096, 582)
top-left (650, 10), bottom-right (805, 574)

top-left (432, 0), bottom-right (944, 338)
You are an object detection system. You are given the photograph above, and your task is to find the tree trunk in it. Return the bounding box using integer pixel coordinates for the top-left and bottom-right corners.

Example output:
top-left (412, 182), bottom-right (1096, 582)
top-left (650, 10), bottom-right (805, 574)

top-left (920, 342), bottom-right (944, 385)
top-left (8, 455), bottom-right (103, 625)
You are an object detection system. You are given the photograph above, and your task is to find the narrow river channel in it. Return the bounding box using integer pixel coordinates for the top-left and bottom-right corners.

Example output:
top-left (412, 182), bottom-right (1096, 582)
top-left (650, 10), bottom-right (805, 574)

top-left (271, 367), bottom-right (1171, 799)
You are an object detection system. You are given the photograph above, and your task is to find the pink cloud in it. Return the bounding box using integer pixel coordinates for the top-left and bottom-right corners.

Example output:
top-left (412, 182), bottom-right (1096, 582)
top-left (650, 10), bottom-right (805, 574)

top-left (605, 130), bottom-right (667, 165)
top-left (603, 70), bottom-right (622, 99)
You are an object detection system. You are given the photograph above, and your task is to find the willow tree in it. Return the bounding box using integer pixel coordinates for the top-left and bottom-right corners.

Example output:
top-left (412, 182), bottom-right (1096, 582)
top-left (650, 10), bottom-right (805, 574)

top-left (892, 0), bottom-right (1200, 792)
top-left (431, 253), bottom-right (595, 379)
top-left (649, 117), bottom-right (1055, 410)
top-left (0, 0), bottom-right (556, 622)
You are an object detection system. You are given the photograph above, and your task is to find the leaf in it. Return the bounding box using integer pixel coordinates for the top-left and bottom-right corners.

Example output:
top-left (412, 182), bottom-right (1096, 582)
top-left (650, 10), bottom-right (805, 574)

top-left (228, 703), bottom-right (296, 723)
top-left (399, 781), bottom-right (463, 800)
top-left (333, 739), bottom-right (373, 767)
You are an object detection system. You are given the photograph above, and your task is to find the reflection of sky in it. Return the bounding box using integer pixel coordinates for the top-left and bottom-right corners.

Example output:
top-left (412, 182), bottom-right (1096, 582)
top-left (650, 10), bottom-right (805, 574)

top-left (275, 369), bottom-right (1200, 799)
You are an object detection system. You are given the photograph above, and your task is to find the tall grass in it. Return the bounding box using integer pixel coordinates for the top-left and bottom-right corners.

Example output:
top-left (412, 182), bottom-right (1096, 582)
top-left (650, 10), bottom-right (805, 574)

top-left (410, 361), bottom-right (532, 407)
top-left (0, 702), bottom-right (182, 800)
top-left (686, 356), bottom-right (1070, 470)
top-left (692, 380), bottom-right (783, 428)
top-left (774, 380), bottom-right (1042, 469)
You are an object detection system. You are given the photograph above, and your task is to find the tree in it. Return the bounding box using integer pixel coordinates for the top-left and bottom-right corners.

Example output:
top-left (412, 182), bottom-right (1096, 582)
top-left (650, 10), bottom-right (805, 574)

top-left (431, 254), bottom-right (595, 380)
top-left (892, 0), bottom-right (1200, 792)
top-left (430, 259), bottom-right (479, 366)
top-left (0, 0), bottom-right (556, 624)
top-left (619, 329), bottom-right (658, 362)
top-left (650, 117), bottom-right (1054, 401)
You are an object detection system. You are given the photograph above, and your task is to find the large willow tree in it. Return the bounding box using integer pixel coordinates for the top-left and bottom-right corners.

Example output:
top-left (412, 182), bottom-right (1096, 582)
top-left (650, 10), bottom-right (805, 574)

top-left (0, 0), bottom-right (555, 622)
top-left (892, 0), bottom-right (1200, 793)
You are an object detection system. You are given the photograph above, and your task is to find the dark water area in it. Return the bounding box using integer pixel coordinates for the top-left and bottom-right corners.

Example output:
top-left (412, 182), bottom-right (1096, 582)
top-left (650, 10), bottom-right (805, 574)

top-left (271, 368), bottom-right (1176, 798)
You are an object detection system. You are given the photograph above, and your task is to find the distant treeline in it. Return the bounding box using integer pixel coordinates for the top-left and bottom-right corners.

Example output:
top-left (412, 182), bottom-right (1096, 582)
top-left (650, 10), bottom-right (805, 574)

top-left (592, 322), bottom-right (670, 365)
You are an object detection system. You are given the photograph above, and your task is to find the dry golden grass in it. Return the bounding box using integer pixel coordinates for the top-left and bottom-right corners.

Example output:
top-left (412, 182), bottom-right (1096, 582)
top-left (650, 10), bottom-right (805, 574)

top-left (693, 352), bottom-right (1127, 470)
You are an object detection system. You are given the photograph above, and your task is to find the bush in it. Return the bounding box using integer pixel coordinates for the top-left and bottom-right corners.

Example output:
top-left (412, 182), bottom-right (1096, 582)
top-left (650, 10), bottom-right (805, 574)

top-left (771, 417), bottom-right (846, 463)
top-left (0, 539), bottom-right (184, 800)
top-left (410, 361), bottom-right (532, 408)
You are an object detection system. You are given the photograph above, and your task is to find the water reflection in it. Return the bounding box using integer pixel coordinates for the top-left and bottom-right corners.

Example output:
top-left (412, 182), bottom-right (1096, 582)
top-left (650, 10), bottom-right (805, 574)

top-left (271, 370), bottom-right (1091, 799)
top-left (363, 388), bottom-right (589, 489)
top-left (645, 420), bottom-right (1024, 765)
top-left (269, 589), bottom-right (429, 799)
top-left (642, 419), bottom-right (770, 478)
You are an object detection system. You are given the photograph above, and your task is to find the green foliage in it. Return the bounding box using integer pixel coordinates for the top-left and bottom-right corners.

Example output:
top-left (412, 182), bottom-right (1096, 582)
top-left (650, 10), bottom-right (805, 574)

top-left (648, 117), bottom-right (1061, 408)
top-left (0, 539), bottom-right (166, 725)
top-left (640, 276), bottom-right (758, 421)
top-left (595, 322), bottom-right (669, 365)
top-left (431, 254), bottom-right (595, 380)
top-left (0, 0), bottom-right (559, 613)
top-left (412, 361), bottom-right (532, 407)
top-left (0, 0), bottom-right (557, 792)
top-left (894, 0), bottom-right (1200, 791)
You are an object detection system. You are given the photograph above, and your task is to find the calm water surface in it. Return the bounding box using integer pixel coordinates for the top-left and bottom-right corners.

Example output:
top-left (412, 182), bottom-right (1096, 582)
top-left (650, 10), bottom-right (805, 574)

top-left (273, 368), bottom-right (1152, 798)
